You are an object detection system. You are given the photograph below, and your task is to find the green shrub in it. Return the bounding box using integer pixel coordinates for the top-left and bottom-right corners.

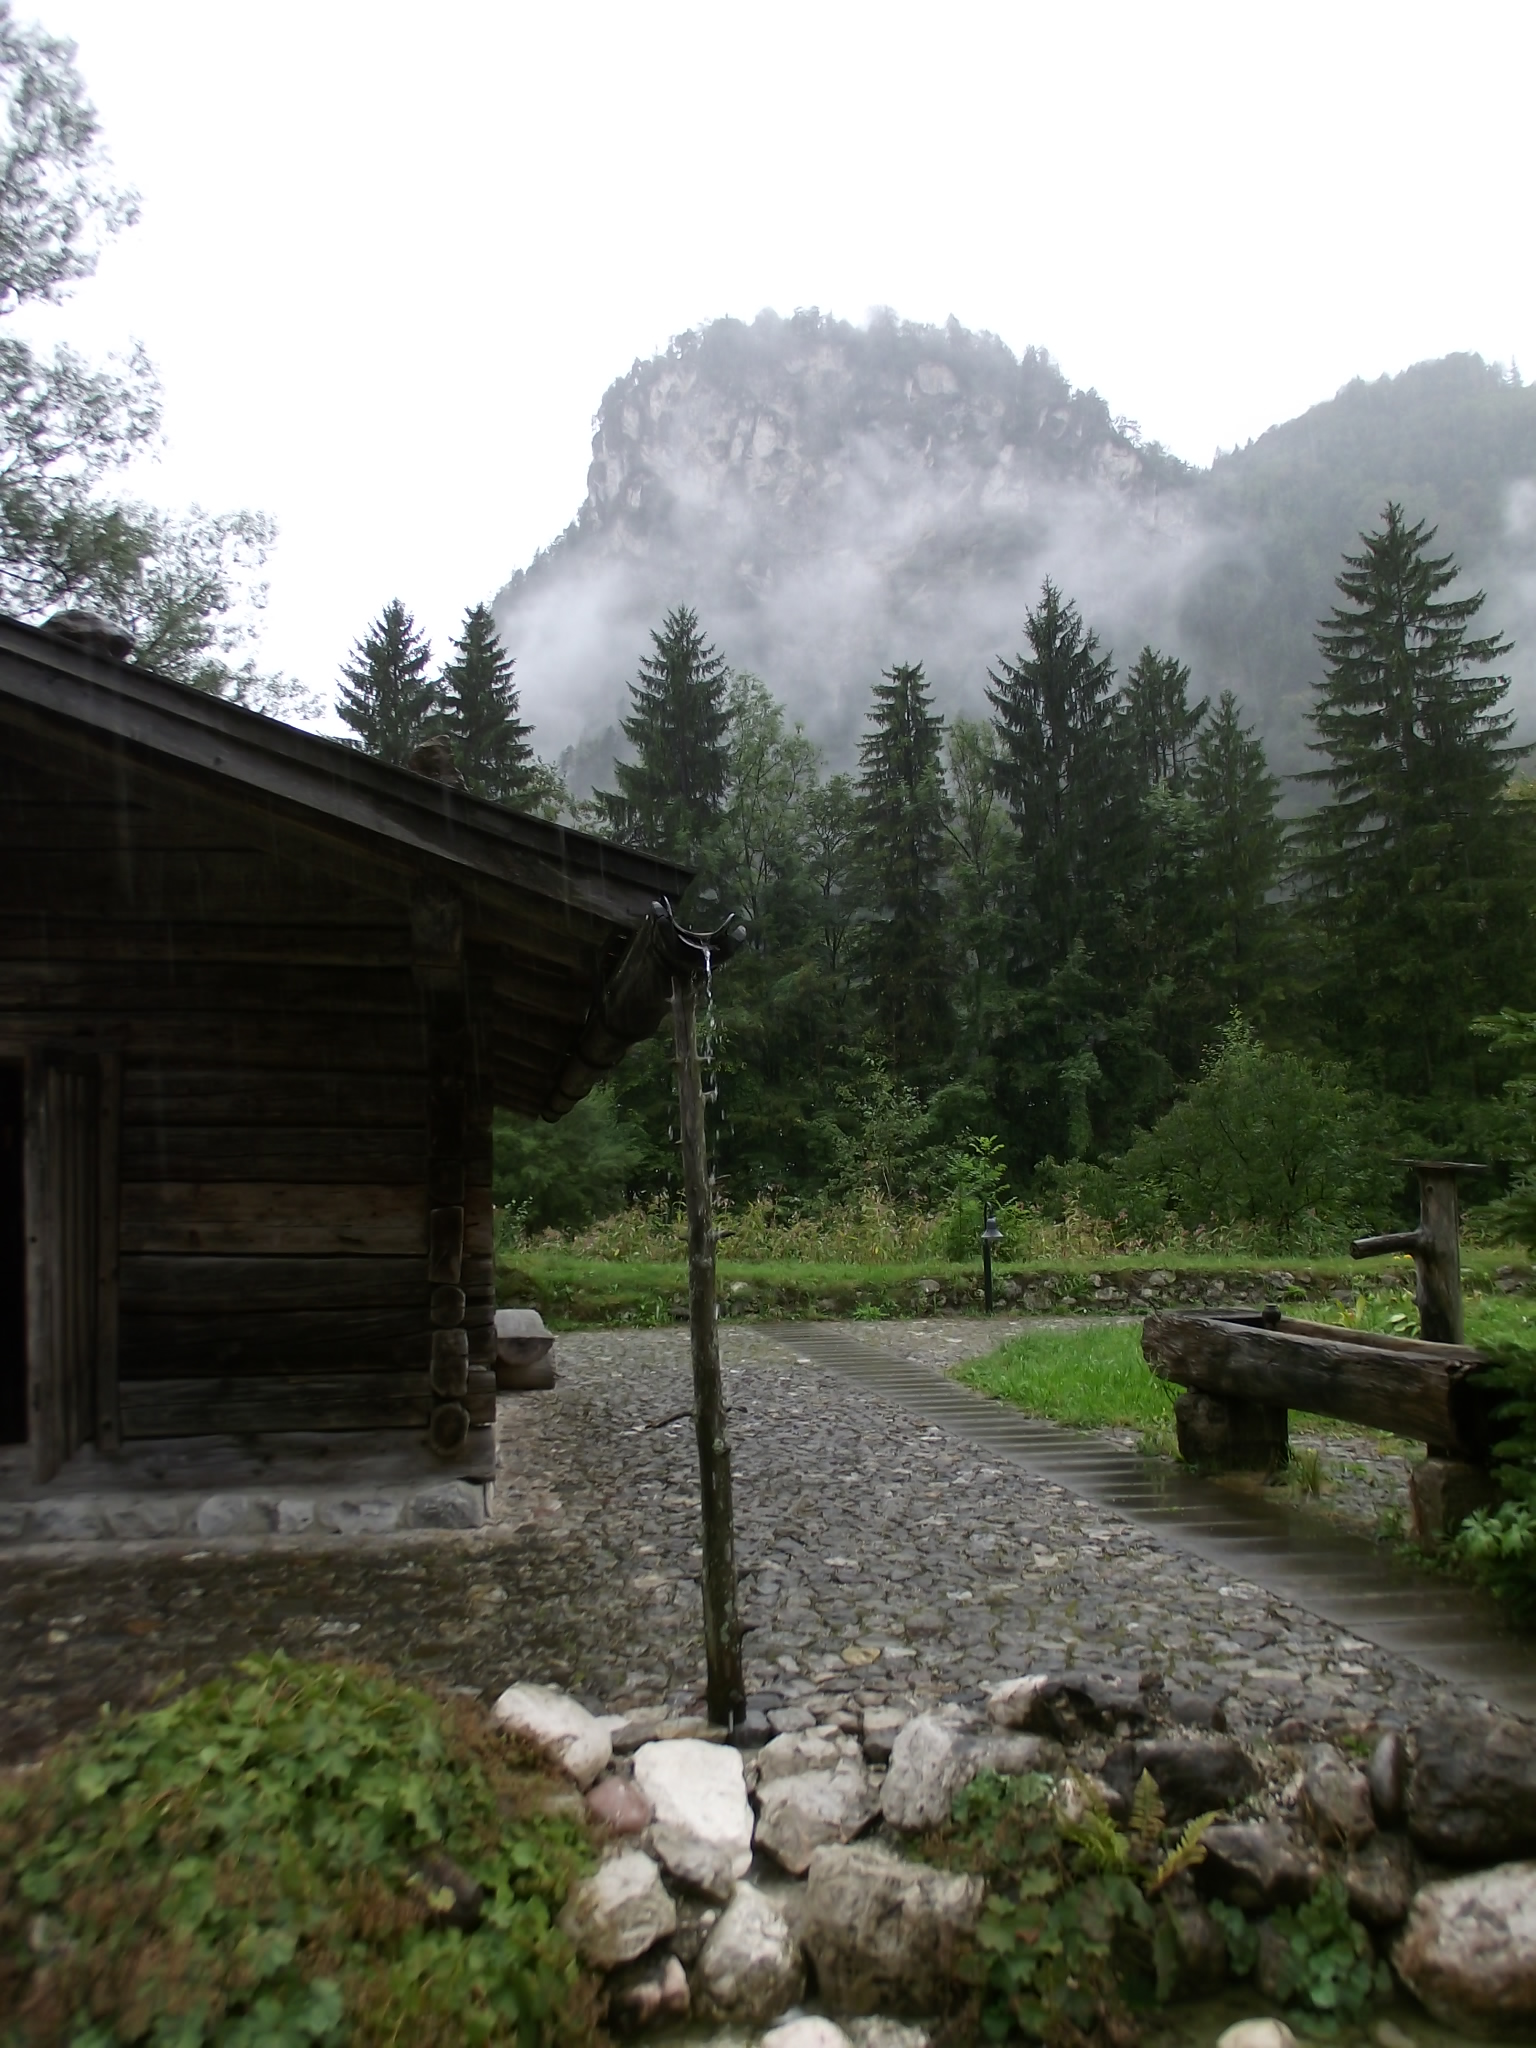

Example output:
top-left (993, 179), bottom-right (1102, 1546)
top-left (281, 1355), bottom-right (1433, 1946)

top-left (1115, 1016), bottom-right (1395, 1241)
top-left (494, 1086), bottom-right (645, 1236)
top-left (1456, 1333), bottom-right (1536, 1619)
top-left (0, 1655), bottom-right (599, 2046)
top-left (1260, 1874), bottom-right (1390, 2027)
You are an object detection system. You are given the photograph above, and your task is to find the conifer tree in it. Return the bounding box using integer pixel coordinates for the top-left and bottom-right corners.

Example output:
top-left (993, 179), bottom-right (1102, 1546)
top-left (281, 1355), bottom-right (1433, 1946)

top-left (988, 580), bottom-right (1139, 972)
top-left (1121, 646), bottom-right (1208, 790)
top-left (1189, 690), bottom-right (1286, 1013)
top-left (437, 602), bottom-right (537, 803)
top-left (594, 605), bottom-right (731, 861)
top-left (336, 599), bottom-right (436, 764)
top-left (855, 662), bottom-right (953, 1068)
top-left (1296, 503), bottom-right (1534, 1093)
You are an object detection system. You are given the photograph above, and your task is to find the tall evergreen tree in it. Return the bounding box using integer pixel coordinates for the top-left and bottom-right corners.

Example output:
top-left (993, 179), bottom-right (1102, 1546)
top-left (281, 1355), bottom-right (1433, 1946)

top-left (988, 580), bottom-right (1139, 972)
top-left (438, 602), bottom-right (537, 803)
top-left (1121, 646), bottom-right (1208, 790)
top-left (1296, 502), bottom-right (1534, 1093)
top-left (336, 599), bottom-right (436, 764)
top-left (855, 662), bottom-right (953, 1069)
top-left (1189, 690), bottom-right (1287, 1015)
top-left (593, 605), bottom-right (731, 862)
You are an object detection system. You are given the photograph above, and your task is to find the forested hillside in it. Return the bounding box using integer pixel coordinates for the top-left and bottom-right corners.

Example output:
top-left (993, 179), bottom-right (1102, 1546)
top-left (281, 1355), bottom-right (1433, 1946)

top-left (490, 314), bottom-right (1536, 778)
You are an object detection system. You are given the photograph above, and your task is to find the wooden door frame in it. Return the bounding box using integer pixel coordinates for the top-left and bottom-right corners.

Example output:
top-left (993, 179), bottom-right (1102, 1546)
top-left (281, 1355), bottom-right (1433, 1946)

top-left (0, 1029), bottom-right (121, 1478)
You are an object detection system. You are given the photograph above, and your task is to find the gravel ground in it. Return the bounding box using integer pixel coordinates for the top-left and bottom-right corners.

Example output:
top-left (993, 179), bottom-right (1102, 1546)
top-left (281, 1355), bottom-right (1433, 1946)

top-left (0, 1319), bottom-right (1489, 1766)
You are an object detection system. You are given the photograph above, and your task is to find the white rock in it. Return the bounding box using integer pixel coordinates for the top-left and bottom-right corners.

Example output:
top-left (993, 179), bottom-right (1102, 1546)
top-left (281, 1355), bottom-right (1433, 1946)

top-left (491, 1682), bottom-right (612, 1789)
top-left (757, 1759), bottom-right (879, 1875)
top-left (803, 1841), bottom-right (985, 2013)
top-left (558, 1848), bottom-right (675, 1968)
top-left (649, 1821), bottom-right (737, 1901)
top-left (760, 2021), bottom-right (851, 2048)
top-left (693, 1880), bottom-right (805, 2023)
top-left (755, 1728), bottom-right (844, 1786)
top-left (879, 1710), bottom-right (978, 1832)
top-left (1215, 2024), bottom-right (1297, 2048)
top-left (985, 1675), bottom-right (1050, 1729)
top-left (634, 1737), bottom-right (754, 1881)
top-left (842, 2025), bottom-right (932, 2048)
top-left (1393, 1860), bottom-right (1536, 2033)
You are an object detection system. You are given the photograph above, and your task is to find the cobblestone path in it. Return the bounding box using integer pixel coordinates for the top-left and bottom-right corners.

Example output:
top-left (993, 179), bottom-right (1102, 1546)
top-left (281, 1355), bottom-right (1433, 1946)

top-left (0, 1323), bottom-right (1488, 1764)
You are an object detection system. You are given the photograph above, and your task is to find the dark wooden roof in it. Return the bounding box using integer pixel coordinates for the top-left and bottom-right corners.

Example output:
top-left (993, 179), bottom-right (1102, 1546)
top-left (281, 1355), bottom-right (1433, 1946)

top-left (0, 615), bottom-right (693, 1118)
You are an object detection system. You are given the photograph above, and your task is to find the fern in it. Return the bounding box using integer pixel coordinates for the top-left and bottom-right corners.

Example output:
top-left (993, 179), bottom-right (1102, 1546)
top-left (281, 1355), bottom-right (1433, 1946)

top-left (1147, 1810), bottom-right (1218, 1894)
top-left (1129, 1770), bottom-right (1165, 1857)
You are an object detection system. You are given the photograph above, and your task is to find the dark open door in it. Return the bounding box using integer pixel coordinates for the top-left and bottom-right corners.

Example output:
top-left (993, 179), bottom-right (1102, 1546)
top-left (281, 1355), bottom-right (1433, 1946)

top-left (23, 1049), bottom-right (119, 1481)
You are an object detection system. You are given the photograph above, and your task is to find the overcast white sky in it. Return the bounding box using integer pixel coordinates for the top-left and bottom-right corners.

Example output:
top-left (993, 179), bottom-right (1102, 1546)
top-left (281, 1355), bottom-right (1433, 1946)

top-left (21, 0), bottom-right (1536, 713)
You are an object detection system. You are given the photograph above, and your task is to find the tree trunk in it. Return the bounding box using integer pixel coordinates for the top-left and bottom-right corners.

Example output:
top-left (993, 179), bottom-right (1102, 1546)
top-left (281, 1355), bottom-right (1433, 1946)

top-left (671, 975), bottom-right (746, 1728)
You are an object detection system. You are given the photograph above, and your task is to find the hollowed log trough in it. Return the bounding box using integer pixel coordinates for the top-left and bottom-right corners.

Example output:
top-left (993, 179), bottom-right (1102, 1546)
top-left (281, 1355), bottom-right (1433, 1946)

top-left (1141, 1309), bottom-right (1504, 1543)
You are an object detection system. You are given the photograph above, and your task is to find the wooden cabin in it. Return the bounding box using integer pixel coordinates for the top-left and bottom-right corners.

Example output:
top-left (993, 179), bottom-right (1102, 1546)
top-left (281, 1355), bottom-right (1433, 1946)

top-left (0, 613), bottom-right (689, 1508)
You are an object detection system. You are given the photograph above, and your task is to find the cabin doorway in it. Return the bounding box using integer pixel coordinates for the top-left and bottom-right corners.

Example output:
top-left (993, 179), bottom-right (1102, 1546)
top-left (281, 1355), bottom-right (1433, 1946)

top-left (0, 1062), bottom-right (23, 1445)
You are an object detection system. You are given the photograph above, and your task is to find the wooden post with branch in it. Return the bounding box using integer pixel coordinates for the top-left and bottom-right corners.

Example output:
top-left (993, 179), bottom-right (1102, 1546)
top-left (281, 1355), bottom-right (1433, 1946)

top-left (671, 972), bottom-right (746, 1729)
top-left (1351, 1160), bottom-right (1487, 1346)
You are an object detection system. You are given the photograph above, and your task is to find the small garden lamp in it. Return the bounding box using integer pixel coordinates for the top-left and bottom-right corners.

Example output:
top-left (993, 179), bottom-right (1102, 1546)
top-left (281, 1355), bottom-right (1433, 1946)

top-left (981, 1209), bottom-right (1003, 1314)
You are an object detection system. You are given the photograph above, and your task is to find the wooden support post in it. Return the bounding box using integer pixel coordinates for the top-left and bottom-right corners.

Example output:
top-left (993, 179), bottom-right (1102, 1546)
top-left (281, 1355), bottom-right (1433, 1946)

top-left (1350, 1160), bottom-right (1486, 1347)
top-left (671, 974), bottom-right (745, 1730)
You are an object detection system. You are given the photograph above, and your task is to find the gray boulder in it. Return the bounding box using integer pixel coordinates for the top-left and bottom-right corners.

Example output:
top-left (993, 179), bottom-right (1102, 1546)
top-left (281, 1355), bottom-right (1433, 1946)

top-left (756, 1757), bottom-right (879, 1875)
top-left (803, 1841), bottom-right (985, 2015)
top-left (1196, 1822), bottom-right (1321, 1912)
top-left (1101, 1736), bottom-right (1260, 1826)
top-left (1342, 1832), bottom-right (1417, 1930)
top-left (1407, 1711), bottom-right (1536, 1861)
top-left (1365, 1727), bottom-right (1406, 1827)
top-left (1300, 1743), bottom-right (1375, 1849)
top-left (1393, 1861), bottom-right (1536, 2034)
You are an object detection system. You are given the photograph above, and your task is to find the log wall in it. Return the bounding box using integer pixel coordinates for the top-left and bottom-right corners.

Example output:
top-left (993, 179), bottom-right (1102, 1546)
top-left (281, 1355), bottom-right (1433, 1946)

top-left (0, 732), bottom-right (500, 1449)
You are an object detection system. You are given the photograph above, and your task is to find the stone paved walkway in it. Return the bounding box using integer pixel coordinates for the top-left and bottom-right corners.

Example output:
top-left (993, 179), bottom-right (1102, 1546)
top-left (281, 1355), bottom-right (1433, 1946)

top-left (0, 1322), bottom-right (1498, 1765)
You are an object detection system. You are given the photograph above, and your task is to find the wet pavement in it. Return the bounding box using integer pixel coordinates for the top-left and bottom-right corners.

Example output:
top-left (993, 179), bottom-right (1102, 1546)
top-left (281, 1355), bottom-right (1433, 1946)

top-left (2, 1320), bottom-right (1530, 1765)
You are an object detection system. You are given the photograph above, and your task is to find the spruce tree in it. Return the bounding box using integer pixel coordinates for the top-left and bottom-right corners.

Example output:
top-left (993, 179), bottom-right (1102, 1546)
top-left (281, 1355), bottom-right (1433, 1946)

top-left (1121, 646), bottom-right (1208, 790)
top-left (336, 599), bottom-right (436, 765)
top-left (593, 605), bottom-right (731, 861)
top-left (988, 580), bottom-right (1139, 972)
top-left (438, 602), bottom-right (537, 803)
top-left (855, 662), bottom-right (953, 1068)
top-left (1189, 690), bottom-right (1286, 1014)
top-left (1297, 502), bottom-right (1534, 1093)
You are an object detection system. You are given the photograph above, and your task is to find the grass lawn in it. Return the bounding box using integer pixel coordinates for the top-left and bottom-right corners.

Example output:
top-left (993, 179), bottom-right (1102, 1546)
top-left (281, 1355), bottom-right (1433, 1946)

top-left (956, 1323), bottom-right (1181, 1450)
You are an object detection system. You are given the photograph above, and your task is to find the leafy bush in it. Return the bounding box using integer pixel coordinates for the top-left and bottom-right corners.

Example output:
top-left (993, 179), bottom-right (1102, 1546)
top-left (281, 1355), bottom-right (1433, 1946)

top-left (1456, 1333), bottom-right (1536, 1620)
top-left (494, 1086), bottom-right (645, 1236)
top-left (1114, 1016), bottom-right (1395, 1241)
top-left (1260, 1874), bottom-right (1389, 2027)
top-left (918, 1769), bottom-right (1214, 2044)
top-left (0, 1655), bottom-right (599, 2047)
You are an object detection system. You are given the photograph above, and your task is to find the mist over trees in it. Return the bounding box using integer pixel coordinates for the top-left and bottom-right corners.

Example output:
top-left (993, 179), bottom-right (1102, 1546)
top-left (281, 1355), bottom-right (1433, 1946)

top-left (462, 506), bottom-right (1535, 1237)
top-left (338, 500), bottom-right (1536, 1242)
top-left (489, 312), bottom-right (1536, 778)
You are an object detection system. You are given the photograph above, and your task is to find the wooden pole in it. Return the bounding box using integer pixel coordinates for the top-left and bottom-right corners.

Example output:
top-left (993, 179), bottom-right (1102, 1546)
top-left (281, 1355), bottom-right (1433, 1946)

top-left (671, 974), bottom-right (746, 1729)
top-left (1350, 1160), bottom-right (1485, 1346)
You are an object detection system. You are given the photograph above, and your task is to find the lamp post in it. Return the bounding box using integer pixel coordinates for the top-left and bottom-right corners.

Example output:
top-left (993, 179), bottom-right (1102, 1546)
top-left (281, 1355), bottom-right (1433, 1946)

top-left (981, 1209), bottom-right (1003, 1314)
